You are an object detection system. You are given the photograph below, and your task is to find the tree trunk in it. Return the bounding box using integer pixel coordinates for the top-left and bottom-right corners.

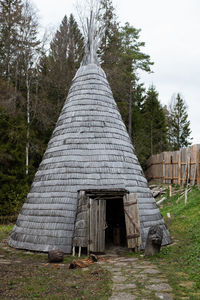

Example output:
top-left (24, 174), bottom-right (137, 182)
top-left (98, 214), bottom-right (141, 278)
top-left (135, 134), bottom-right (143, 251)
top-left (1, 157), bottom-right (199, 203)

top-left (128, 81), bottom-right (132, 139)
top-left (26, 70), bottom-right (30, 175)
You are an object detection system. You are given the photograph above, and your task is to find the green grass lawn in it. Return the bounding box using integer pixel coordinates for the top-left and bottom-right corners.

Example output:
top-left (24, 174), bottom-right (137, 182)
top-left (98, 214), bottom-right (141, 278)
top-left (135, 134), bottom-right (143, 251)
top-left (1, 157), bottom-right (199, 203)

top-left (0, 226), bottom-right (111, 300)
top-left (147, 185), bottom-right (200, 299)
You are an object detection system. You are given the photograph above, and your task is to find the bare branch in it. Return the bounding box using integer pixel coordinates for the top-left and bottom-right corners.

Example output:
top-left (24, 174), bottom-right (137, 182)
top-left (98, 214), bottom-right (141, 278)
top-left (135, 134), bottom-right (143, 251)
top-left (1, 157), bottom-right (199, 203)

top-left (75, 0), bottom-right (105, 65)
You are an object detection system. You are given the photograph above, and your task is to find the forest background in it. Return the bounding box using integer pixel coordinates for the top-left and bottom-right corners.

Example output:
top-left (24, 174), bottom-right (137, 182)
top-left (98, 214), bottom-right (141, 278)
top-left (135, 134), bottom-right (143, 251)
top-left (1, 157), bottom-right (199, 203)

top-left (0, 0), bottom-right (192, 216)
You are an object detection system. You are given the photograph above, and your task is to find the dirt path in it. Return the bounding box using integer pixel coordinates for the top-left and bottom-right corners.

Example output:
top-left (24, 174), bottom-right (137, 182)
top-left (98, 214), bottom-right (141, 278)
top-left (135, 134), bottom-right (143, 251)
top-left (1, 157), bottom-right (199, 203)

top-left (100, 255), bottom-right (173, 300)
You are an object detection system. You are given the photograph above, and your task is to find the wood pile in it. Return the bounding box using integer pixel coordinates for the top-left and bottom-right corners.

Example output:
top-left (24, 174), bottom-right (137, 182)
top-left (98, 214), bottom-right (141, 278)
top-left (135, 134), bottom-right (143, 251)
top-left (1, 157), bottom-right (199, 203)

top-left (149, 184), bottom-right (193, 206)
top-left (69, 254), bottom-right (112, 269)
top-left (149, 185), bottom-right (167, 198)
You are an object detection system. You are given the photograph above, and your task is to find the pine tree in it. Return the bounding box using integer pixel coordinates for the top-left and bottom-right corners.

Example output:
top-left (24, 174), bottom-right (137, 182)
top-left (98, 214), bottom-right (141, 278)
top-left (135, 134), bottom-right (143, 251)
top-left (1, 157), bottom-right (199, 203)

top-left (0, 0), bottom-right (23, 80)
top-left (141, 86), bottom-right (168, 163)
top-left (168, 93), bottom-right (192, 150)
top-left (131, 82), bottom-right (146, 164)
top-left (42, 14), bottom-right (84, 116)
top-left (99, 1), bottom-right (153, 132)
top-left (119, 22), bottom-right (153, 135)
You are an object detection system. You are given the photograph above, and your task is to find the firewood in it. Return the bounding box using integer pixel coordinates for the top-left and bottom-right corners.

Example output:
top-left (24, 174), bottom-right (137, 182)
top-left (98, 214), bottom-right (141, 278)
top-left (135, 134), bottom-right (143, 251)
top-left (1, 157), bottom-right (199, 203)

top-left (156, 197), bottom-right (166, 205)
top-left (69, 254), bottom-right (98, 269)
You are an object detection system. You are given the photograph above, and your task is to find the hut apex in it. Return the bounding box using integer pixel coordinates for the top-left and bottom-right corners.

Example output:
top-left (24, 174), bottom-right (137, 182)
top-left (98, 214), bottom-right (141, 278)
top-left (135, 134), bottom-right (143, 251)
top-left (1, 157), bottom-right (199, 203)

top-left (8, 7), bottom-right (171, 254)
top-left (82, 10), bottom-right (104, 66)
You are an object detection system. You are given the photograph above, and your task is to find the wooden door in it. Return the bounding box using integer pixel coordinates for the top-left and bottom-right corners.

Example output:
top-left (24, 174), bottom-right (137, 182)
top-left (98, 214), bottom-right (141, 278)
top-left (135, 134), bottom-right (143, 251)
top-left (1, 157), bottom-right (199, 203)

top-left (88, 198), bottom-right (106, 252)
top-left (123, 193), bottom-right (141, 250)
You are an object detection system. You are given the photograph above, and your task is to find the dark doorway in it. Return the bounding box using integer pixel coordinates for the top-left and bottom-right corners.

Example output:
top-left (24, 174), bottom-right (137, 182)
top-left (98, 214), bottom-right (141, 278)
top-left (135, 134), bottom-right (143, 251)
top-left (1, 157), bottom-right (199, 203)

top-left (105, 198), bottom-right (127, 248)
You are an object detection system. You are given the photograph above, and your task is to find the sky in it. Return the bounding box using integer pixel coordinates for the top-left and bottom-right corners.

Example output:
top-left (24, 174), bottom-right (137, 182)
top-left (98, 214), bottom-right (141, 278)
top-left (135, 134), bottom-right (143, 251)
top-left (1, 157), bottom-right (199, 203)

top-left (32, 0), bottom-right (200, 145)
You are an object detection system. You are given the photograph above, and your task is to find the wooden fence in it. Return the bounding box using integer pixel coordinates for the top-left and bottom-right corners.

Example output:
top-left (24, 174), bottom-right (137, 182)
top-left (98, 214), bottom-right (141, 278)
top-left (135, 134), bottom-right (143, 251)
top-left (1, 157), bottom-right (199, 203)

top-left (145, 144), bottom-right (200, 185)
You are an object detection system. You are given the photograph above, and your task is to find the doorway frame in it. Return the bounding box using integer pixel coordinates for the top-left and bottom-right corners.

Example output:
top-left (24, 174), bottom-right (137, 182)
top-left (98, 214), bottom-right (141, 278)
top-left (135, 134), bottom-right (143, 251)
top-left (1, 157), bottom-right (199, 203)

top-left (74, 188), bottom-right (141, 254)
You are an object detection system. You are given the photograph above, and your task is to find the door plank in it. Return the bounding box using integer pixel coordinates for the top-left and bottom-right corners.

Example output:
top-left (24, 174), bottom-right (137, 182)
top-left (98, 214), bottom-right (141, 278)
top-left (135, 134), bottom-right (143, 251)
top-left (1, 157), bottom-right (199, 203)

top-left (123, 193), bottom-right (141, 249)
top-left (88, 198), bottom-right (106, 252)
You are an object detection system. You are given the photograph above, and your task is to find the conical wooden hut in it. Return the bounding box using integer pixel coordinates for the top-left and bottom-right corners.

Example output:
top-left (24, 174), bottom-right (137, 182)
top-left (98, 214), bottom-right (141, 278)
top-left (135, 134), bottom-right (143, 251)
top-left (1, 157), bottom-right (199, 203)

top-left (8, 12), bottom-right (171, 254)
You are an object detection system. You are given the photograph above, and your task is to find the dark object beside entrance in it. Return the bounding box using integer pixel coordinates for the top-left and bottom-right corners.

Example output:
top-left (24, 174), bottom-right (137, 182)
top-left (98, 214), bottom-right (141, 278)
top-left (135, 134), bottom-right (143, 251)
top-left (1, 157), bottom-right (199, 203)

top-left (144, 225), bottom-right (163, 256)
top-left (48, 249), bottom-right (64, 262)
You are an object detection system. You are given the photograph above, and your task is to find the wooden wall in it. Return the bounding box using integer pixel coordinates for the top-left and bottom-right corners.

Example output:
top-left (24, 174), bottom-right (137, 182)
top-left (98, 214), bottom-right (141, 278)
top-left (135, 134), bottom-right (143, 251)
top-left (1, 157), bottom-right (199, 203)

top-left (145, 144), bottom-right (200, 185)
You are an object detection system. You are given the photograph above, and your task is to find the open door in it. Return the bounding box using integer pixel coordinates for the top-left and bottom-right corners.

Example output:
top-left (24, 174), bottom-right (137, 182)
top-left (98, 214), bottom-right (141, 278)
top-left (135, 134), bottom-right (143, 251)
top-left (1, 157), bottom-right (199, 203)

top-left (123, 193), bottom-right (141, 250)
top-left (88, 198), bottom-right (106, 252)
top-left (73, 189), bottom-right (129, 254)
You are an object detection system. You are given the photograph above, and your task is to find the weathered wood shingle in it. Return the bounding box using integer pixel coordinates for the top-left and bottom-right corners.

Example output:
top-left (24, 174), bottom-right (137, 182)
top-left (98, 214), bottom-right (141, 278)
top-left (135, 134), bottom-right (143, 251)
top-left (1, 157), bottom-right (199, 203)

top-left (8, 63), bottom-right (171, 252)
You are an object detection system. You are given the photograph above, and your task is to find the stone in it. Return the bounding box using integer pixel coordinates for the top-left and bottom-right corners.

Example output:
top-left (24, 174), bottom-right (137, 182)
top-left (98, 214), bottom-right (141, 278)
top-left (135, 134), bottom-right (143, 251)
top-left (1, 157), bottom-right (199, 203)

top-left (116, 262), bottom-right (129, 266)
top-left (113, 283), bottom-right (136, 291)
top-left (142, 268), bottom-right (160, 274)
top-left (109, 292), bottom-right (136, 300)
top-left (112, 275), bottom-right (126, 282)
top-left (0, 259), bottom-right (11, 264)
top-left (133, 265), bottom-right (151, 269)
top-left (149, 278), bottom-right (167, 283)
top-left (145, 283), bottom-right (172, 292)
top-left (117, 258), bottom-right (138, 262)
top-left (155, 293), bottom-right (173, 300)
top-left (48, 249), bottom-right (64, 263)
top-left (144, 225), bottom-right (163, 256)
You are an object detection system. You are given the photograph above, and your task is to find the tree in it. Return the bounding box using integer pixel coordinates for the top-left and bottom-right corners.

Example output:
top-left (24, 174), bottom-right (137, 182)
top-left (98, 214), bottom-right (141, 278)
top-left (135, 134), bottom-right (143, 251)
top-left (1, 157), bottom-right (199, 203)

top-left (131, 82), bottom-right (146, 163)
top-left (141, 86), bottom-right (168, 164)
top-left (168, 93), bottom-right (192, 150)
top-left (40, 14), bottom-right (84, 118)
top-left (99, 1), bottom-right (153, 133)
top-left (119, 22), bottom-right (153, 136)
top-left (18, 0), bottom-right (40, 175)
top-left (0, 0), bottom-right (23, 81)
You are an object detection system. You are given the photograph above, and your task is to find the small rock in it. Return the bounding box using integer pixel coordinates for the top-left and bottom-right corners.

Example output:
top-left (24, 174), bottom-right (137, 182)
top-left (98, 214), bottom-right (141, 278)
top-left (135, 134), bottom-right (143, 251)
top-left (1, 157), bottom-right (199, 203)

top-left (0, 259), bottom-right (11, 264)
top-left (109, 292), bottom-right (136, 300)
top-left (112, 275), bottom-right (126, 282)
top-left (142, 268), bottom-right (160, 274)
top-left (48, 249), bottom-right (64, 263)
top-left (113, 283), bottom-right (136, 291)
top-left (149, 278), bottom-right (167, 283)
top-left (155, 292), bottom-right (173, 300)
top-left (146, 283), bottom-right (172, 292)
top-left (116, 262), bottom-right (129, 266)
top-left (133, 265), bottom-right (151, 269)
top-left (82, 267), bottom-right (89, 271)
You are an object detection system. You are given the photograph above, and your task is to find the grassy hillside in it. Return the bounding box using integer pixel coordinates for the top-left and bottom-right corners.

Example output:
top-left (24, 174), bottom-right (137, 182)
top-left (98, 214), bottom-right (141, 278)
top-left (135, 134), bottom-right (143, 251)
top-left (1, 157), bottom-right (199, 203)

top-left (149, 185), bottom-right (200, 298)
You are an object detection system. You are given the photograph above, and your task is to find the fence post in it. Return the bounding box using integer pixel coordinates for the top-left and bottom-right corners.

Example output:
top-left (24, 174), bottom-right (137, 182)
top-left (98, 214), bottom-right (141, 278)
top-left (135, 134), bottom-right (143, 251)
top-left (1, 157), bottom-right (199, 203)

top-left (198, 150), bottom-right (200, 186)
top-left (178, 150), bottom-right (181, 185)
top-left (162, 152), bottom-right (165, 184)
top-left (171, 155), bottom-right (173, 184)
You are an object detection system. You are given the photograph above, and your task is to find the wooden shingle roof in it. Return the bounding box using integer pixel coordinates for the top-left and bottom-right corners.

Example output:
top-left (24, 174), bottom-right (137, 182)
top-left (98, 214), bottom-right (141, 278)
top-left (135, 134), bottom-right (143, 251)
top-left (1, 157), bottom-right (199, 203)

top-left (8, 63), bottom-right (171, 252)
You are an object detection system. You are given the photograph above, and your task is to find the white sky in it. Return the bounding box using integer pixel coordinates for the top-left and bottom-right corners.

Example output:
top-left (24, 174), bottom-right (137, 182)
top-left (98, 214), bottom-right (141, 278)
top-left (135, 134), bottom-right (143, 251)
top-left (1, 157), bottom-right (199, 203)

top-left (32, 0), bottom-right (200, 145)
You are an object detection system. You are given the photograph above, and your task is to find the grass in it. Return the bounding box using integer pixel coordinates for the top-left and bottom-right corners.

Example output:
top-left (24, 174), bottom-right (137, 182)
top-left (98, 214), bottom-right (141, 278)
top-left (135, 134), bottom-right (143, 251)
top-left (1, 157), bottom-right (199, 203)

top-left (0, 227), bottom-right (111, 300)
top-left (1, 185), bottom-right (200, 299)
top-left (147, 185), bottom-right (200, 299)
top-left (0, 224), bottom-right (13, 240)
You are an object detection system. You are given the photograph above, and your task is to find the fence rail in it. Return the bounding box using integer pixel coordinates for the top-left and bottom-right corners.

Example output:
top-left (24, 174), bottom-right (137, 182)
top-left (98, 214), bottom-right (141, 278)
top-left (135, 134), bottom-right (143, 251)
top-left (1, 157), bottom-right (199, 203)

top-left (145, 144), bottom-right (200, 185)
